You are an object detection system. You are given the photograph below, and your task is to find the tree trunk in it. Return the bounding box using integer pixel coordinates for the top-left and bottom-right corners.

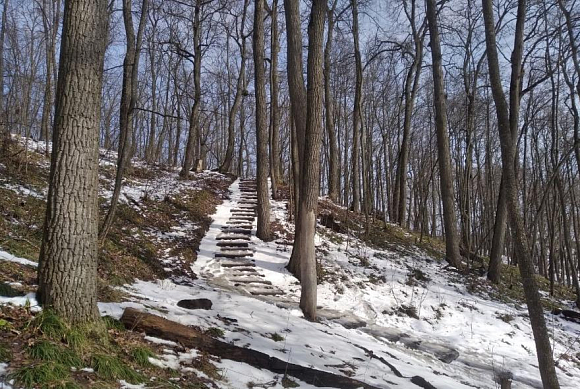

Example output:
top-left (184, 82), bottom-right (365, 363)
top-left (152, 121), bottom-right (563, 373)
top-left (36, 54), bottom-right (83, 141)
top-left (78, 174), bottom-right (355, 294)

top-left (220, 0), bottom-right (249, 174)
top-left (324, 0), bottom-right (339, 203)
top-left (488, 178), bottom-right (507, 283)
top-left (482, 0), bottom-right (560, 386)
top-left (284, 0), bottom-right (307, 276)
top-left (38, 0), bottom-right (108, 324)
top-left (351, 0), bottom-right (362, 213)
top-left (99, 0), bottom-right (149, 242)
top-left (181, 0), bottom-right (202, 178)
top-left (298, 0), bottom-right (326, 321)
top-left (0, 0), bottom-right (9, 152)
top-left (39, 0), bottom-right (60, 155)
top-left (425, 0), bottom-right (462, 269)
top-left (253, 0), bottom-right (271, 241)
top-left (269, 0), bottom-right (281, 199)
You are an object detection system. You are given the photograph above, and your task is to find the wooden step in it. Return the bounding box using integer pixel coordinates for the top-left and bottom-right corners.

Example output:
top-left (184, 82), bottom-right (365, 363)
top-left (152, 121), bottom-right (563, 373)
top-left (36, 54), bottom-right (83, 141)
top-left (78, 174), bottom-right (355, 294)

top-left (216, 233), bottom-right (251, 240)
top-left (244, 285), bottom-right (283, 296)
top-left (221, 260), bottom-right (255, 267)
top-left (221, 227), bottom-right (252, 234)
top-left (217, 240), bottom-right (250, 247)
top-left (215, 250), bottom-right (254, 258)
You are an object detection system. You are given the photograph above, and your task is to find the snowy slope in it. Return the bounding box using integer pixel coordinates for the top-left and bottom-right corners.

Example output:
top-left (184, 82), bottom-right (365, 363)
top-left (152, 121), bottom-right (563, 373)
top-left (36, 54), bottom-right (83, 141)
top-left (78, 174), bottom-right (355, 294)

top-left (98, 179), bottom-right (580, 389)
top-left (1, 141), bottom-right (579, 388)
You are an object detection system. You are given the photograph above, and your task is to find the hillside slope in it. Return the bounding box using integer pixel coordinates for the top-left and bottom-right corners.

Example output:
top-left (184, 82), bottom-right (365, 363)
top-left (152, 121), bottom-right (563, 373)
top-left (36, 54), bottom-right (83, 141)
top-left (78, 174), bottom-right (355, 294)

top-left (1, 136), bottom-right (580, 388)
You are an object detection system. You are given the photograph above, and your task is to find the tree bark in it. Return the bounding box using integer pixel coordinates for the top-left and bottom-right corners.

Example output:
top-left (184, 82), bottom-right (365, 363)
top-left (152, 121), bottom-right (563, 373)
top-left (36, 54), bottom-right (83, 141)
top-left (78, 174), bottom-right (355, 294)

top-left (253, 0), bottom-right (271, 241)
top-left (488, 178), bottom-right (507, 283)
top-left (284, 0), bottom-right (307, 277)
top-left (482, 0), bottom-right (560, 386)
top-left (38, 0), bottom-right (108, 324)
top-left (298, 0), bottom-right (326, 320)
top-left (425, 0), bottom-right (462, 269)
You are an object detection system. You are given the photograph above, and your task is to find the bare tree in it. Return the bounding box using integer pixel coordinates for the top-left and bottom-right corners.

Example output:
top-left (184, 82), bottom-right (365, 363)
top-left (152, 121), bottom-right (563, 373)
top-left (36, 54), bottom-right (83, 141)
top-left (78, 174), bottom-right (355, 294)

top-left (220, 0), bottom-right (250, 174)
top-left (482, 0), bottom-right (560, 386)
top-left (99, 0), bottom-right (149, 241)
top-left (284, 0), bottom-right (307, 277)
top-left (325, 0), bottom-right (340, 203)
top-left (0, 0), bottom-right (9, 152)
top-left (181, 0), bottom-right (203, 178)
top-left (425, 0), bottom-right (462, 269)
top-left (298, 0), bottom-right (326, 320)
top-left (269, 0), bottom-right (281, 199)
top-left (254, 0), bottom-right (271, 240)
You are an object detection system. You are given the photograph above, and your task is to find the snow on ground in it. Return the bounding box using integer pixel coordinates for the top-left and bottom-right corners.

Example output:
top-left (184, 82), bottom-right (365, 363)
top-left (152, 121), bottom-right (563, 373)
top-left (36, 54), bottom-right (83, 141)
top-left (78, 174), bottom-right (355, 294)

top-left (0, 363), bottom-right (13, 389)
top-left (0, 249), bottom-right (37, 267)
top-left (99, 179), bottom-right (580, 388)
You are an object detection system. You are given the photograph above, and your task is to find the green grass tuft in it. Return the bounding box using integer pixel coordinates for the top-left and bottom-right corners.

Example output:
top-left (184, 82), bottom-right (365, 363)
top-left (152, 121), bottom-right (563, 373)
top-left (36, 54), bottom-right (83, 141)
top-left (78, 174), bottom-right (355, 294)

top-left (28, 341), bottom-right (82, 368)
top-left (48, 382), bottom-right (82, 389)
top-left (64, 327), bottom-right (88, 351)
top-left (91, 354), bottom-right (144, 383)
top-left (31, 310), bottom-right (68, 340)
top-left (269, 332), bottom-right (284, 342)
top-left (102, 315), bottom-right (125, 331)
top-left (205, 327), bottom-right (225, 338)
top-left (131, 346), bottom-right (155, 367)
top-left (10, 361), bottom-right (69, 389)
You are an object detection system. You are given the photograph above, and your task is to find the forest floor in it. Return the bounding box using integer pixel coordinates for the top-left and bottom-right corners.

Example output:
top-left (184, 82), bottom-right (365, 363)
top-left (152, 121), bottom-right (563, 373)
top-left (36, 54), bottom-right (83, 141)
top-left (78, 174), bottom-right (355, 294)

top-left (1, 135), bottom-right (580, 388)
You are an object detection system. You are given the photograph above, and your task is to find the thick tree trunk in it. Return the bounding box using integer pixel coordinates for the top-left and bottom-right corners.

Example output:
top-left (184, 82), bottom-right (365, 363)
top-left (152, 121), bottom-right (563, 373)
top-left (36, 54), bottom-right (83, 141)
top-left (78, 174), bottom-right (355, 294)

top-left (482, 0), bottom-right (560, 386)
top-left (284, 0), bottom-right (307, 276)
top-left (253, 0), bottom-right (271, 241)
top-left (181, 0), bottom-right (202, 178)
top-left (298, 0), bottom-right (326, 320)
top-left (425, 0), bottom-right (462, 269)
top-left (38, 0), bottom-right (108, 324)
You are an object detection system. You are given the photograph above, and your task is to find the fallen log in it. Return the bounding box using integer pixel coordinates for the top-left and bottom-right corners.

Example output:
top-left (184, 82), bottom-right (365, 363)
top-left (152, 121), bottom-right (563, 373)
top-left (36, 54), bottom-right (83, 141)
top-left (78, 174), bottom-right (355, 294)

top-left (551, 308), bottom-right (580, 323)
top-left (121, 308), bottom-right (381, 389)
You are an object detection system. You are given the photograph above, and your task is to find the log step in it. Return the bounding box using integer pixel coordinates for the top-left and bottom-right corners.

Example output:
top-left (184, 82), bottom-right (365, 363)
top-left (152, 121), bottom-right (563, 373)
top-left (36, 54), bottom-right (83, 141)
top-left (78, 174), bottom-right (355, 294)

top-left (244, 286), bottom-right (283, 296)
top-left (217, 240), bottom-right (250, 247)
top-left (216, 233), bottom-right (252, 240)
top-left (221, 260), bottom-right (256, 267)
top-left (230, 277), bottom-right (271, 284)
top-left (228, 267), bottom-right (259, 273)
top-left (227, 220), bottom-right (254, 225)
top-left (221, 227), bottom-right (252, 234)
top-left (231, 211), bottom-right (255, 216)
top-left (215, 250), bottom-right (254, 258)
